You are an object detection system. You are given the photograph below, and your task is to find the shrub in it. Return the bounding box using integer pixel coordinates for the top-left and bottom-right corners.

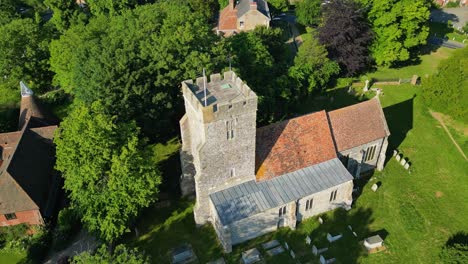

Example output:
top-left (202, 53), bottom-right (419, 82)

top-left (52, 207), bottom-right (81, 251)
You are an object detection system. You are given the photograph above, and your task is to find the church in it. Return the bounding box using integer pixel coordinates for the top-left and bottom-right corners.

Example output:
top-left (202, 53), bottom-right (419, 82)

top-left (179, 71), bottom-right (390, 252)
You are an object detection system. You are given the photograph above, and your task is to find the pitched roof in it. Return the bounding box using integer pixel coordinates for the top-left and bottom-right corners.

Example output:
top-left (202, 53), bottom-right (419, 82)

top-left (218, 4), bottom-right (238, 31)
top-left (328, 97), bottom-right (390, 151)
top-left (255, 111), bottom-right (337, 181)
top-left (237, 0), bottom-right (270, 19)
top-left (0, 124), bottom-right (57, 214)
top-left (211, 158), bottom-right (353, 225)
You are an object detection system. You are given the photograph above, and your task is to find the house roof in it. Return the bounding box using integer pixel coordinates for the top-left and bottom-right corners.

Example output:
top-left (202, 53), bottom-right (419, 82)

top-left (218, 3), bottom-right (238, 31)
top-left (237, 0), bottom-right (270, 19)
top-left (211, 158), bottom-right (353, 225)
top-left (328, 97), bottom-right (390, 151)
top-left (0, 124), bottom-right (57, 214)
top-left (255, 111), bottom-right (337, 181)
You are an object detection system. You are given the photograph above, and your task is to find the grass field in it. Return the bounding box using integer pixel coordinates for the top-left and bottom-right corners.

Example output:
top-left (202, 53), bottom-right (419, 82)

top-left (126, 83), bottom-right (468, 263)
top-left (0, 251), bottom-right (26, 264)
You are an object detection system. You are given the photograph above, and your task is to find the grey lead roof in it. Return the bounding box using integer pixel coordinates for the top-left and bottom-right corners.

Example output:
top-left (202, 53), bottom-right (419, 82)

top-left (237, 0), bottom-right (270, 19)
top-left (210, 158), bottom-right (353, 225)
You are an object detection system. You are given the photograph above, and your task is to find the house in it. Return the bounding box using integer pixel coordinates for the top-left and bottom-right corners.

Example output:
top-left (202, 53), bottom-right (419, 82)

top-left (0, 82), bottom-right (59, 227)
top-left (217, 0), bottom-right (271, 36)
top-left (179, 71), bottom-right (390, 252)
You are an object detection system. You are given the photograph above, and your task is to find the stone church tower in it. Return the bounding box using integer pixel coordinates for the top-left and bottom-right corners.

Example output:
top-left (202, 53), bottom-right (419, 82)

top-left (179, 71), bottom-right (258, 225)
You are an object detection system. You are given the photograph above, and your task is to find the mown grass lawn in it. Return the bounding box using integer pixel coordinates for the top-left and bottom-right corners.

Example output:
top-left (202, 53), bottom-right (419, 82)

top-left (127, 84), bottom-right (467, 263)
top-left (0, 251), bottom-right (26, 264)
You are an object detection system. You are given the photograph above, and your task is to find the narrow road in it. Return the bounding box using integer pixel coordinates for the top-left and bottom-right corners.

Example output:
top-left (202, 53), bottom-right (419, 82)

top-left (430, 111), bottom-right (467, 161)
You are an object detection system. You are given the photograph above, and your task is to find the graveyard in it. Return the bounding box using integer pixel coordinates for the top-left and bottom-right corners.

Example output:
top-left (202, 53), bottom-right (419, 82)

top-left (126, 84), bottom-right (468, 263)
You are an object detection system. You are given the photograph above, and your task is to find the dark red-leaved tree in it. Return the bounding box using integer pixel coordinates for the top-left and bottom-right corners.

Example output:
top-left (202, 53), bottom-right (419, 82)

top-left (318, 0), bottom-right (373, 76)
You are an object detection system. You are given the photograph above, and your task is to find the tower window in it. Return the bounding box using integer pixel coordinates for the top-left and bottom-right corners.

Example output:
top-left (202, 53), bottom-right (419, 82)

top-left (364, 145), bottom-right (377, 161)
top-left (230, 168), bottom-right (235, 177)
top-left (305, 198), bottom-right (313, 211)
top-left (226, 120), bottom-right (235, 140)
top-left (329, 190), bottom-right (337, 202)
top-left (278, 206), bottom-right (287, 217)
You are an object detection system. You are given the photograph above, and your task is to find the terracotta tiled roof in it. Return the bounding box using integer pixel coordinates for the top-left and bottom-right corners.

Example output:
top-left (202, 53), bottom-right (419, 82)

top-left (328, 97), bottom-right (390, 152)
top-left (218, 5), bottom-right (238, 32)
top-left (255, 111), bottom-right (337, 181)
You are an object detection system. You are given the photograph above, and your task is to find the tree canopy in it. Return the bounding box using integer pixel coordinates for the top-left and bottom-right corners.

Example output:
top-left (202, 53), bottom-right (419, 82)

top-left (296, 0), bottom-right (321, 26)
top-left (289, 31), bottom-right (340, 96)
top-left (55, 102), bottom-right (161, 243)
top-left (44, 0), bottom-right (88, 32)
top-left (319, 0), bottom-right (373, 76)
top-left (0, 18), bottom-right (53, 93)
top-left (72, 244), bottom-right (150, 264)
top-left (49, 1), bottom-right (217, 139)
top-left (365, 0), bottom-right (430, 66)
top-left (422, 46), bottom-right (467, 121)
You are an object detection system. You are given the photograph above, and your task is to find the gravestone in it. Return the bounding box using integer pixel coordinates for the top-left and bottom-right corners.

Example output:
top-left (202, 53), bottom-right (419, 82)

top-left (318, 217), bottom-right (324, 224)
top-left (266, 246), bottom-right (284, 256)
top-left (242, 248), bottom-right (261, 264)
top-left (411, 75), bottom-right (419, 85)
top-left (404, 163), bottom-right (410, 170)
top-left (396, 154), bottom-right (402, 161)
top-left (327, 233), bottom-right (343, 243)
top-left (348, 225), bottom-right (353, 231)
top-left (262, 240), bottom-right (280, 250)
top-left (364, 80), bottom-right (369, 92)
top-left (400, 158), bottom-right (407, 166)
top-left (284, 242), bottom-right (289, 250)
top-left (371, 184), bottom-right (378, 192)
top-left (306, 236), bottom-right (311, 245)
top-left (393, 150), bottom-right (398, 157)
top-left (353, 232), bottom-right (358, 237)
top-left (290, 250), bottom-right (295, 259)
top-left (171, 244), bottom-right (197, 264)
top-left (313, 245), bottom-right (329, 256)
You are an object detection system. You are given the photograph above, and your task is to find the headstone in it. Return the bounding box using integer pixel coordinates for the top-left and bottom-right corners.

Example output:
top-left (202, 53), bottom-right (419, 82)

top-left (305, 236), bottom-right (311, 245)
top-left (290, 250), bottom-right (295, 259)
top-left (284, 242), bottom-right (289, 250)
top-left (364, 235), bottom-right (384, 251)
top-left (400, 158), bottom-right (407, 166)
top-left (353, 232), bottom-right (358, 237)
top-left (411, 75), bottom-right (419, 85)
top-left (364, 80), bottom-right (369, 92)
top-left (266, 246), bottom-right (285, 256)
top-left (171, 245), bottom-right (196, 264)
top-left (327, 233), bottom-right (343, 243)
top-left (312, 245), bottom-right (318, 256)
top-left (396, 154), bottom-right (402, 161)
top-left (242, 248), bottom-right (261, 264)
top-left (318, 217), bottom-right (324, 224)
top-left (348, 225), bottom-right (352, 231)
top-left (371, 184), bottom-right (378, 192)
top-left (393, 150), bottom-right (398, 157)
top-left (262, 240), bottom-right (280, 250)
top-left (320, 255), bottom-right (326, 264)
top-left (404, 163), bottom-right (410, 170)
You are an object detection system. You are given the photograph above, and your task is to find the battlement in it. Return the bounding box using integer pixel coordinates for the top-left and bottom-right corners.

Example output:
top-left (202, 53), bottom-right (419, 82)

top-left (181, 71), bottom-right (257, 117)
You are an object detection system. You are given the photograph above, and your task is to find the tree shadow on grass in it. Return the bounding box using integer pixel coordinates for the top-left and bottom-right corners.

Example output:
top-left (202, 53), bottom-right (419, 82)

top-left (383, 96), bottom-right (415, 164)
top-left (127, 200), bottom-right (223, 264)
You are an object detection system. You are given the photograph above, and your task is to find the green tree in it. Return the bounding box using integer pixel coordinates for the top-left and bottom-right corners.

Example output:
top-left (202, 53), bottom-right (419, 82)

top-left (55, 102), bottom-right (161, 243)
top-left (86, 0), bottom-right (139, 16)
top-left (72, 244), bottom-right (150, 264)
top-left (218, 0), bottom-right (229, 9)
top-left (50, 2), bottom-right (217, 138)
top-left (44, 0), bottom-right (88, 32)
top-left (268, 0), bottom-right (289, 13)
top-left (0, 0), bottom-right (18, 26)
top-left (296, 0), bottom-right (321, 26)
top-left (366, 0), bottom-right (430, 66)
top-left (289, 31), bottom-right (340, 96)
top-left (0, 18), bottom-right (53, 93)
top-left (422, 46), bottom-right (467, 121)
top-left (188, 0), bottom-right (219, 20)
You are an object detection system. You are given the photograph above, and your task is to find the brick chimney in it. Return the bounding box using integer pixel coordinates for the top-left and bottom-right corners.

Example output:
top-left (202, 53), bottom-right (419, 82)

top-left (229, 0), bottom-right (235, 9)
top-left (250, 0), bottom-right (257, 10)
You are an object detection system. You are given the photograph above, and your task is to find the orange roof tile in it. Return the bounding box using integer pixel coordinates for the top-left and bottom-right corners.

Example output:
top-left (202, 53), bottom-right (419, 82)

top-left (328, 97), bottom-right (390, 152)
top-left (218, 5), bottom-right (238, 31)
top-left (255, 111), bottom-right (337, 181)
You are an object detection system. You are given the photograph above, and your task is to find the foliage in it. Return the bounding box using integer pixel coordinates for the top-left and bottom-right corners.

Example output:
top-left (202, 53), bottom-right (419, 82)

top-left (52, 207), bottom-right (81, 250)
top-left (218, 0), bottom-right (229, 9)
top-left (188, 0), bottom-right (219, 20)
top-left (366, 0), bottom-right (430, 66)
top-left (422, 46), bottom-right (467, 121)
top-left (0, 224), bottom-right (29, 249)
top-left (86, 0), bottom-right (139, 16)
top-left (54, 102), bottom-right (162, 243)
top-left (72, 244), bottom-right (150, 264)
top-left (318, 0), bottom-right (373, 76)
top-left (0, 225), bottom-right (50, 262)
top-left (445, 1), bottom-right (460, 8)
top-left (0, 18), bottom-right (54, 94)
top-left (50, 1), bottom-right (217, 139)
top-left (289, 31), bottom-right (340, 96)
top-left (222, 26), bottom-right (293, 123)
top-left (0, 0), bottom-right (18, 26)
top-left (439, 232), bottom-right (468, 264)
top-left (268, 0), bottom-right (289, 12)
top-left (463, 22), bottom-right (468, 33)
top-left (296, 0), bottom-right (321, 26)
top-left (44, 0), bottom-right (88, 32)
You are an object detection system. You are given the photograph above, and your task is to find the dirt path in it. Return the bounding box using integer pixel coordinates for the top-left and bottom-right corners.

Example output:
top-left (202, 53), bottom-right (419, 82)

top-left (430, 111), bottom-right (467, 161)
